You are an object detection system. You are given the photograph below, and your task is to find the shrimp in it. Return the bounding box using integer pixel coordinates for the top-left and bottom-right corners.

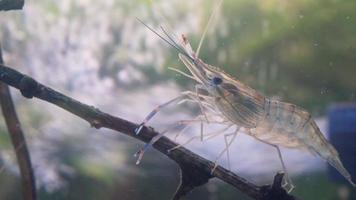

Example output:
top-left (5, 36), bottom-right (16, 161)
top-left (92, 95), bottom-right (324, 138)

top-left (134, 0), bottom-right (355, 192)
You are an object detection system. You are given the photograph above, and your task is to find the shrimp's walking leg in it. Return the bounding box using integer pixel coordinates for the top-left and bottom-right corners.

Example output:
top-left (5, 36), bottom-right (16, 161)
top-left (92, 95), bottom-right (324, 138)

top-left (211, 127), bottom-right (240, 173)
top-left (135, 117), bottom-right (212, 165)
top-left (135, 90), bottom-right (207, 135)
top-left (175, 119), bottom-right (204, 142)
top-left (173, 118), bottom-right (198, 142)
top-left (173, 115), bottom-right (210, 141)
top-left (248, 129), bottom-right (294, 192)
top-left (225, 132), bottom-right (233, 170)
top-left (200, 121), bottom-right (204, 141)
top-left (135, 96), bottom-right (183, 135)
top-left (195, 84), bottom-right (209, 123)
top-left (274, 145), bottom-right (295, 193)
top-left (167, 124), bottom-right (233, 153)
top-left (134, 125), bottom-right (174, 165)
top-left (173, 124), bottom-right (190, 142)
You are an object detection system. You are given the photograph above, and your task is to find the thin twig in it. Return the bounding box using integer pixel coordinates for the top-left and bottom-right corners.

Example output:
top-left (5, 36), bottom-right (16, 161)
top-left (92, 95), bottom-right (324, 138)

top-left (0, 63), bottom-right (299, 200)
top-left (0, 45), bottom-right (36, 199)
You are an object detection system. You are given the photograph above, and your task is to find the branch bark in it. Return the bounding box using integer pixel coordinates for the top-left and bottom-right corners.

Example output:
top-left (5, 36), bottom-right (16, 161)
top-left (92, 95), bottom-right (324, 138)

top-left (0, 63), bottom-right (299, 200)
top-left (0, 45), bottom-right (36, 199)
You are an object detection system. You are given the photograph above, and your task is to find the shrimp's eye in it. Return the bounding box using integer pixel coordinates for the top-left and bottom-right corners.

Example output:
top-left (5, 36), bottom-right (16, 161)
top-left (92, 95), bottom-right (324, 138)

top-left (212, 77), bottom-right (223, 85)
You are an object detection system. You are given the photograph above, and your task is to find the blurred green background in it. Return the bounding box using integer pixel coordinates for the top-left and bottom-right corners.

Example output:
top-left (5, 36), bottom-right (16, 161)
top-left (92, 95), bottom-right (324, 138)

top-left (0, 0), bottom-right (355, 199)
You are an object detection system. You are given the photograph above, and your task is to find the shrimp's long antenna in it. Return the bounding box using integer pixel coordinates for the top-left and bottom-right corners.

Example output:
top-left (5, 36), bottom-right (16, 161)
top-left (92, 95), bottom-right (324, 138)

top-left (196, 0), bottom-right (224, 57)
top-left (160, 26), bottom-right (188, 56)
top-left (136, 18), bottom-right (193, 61)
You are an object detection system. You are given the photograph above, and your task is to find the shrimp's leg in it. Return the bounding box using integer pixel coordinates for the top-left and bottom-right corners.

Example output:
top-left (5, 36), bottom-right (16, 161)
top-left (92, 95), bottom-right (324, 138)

top-left (225, 132), bottom-right (233, 170)
top-left (135, 90), bottom-right (207, 135)
top-left (211, 127), bottom-right (240, 173)
top-left (195, 84), bottom-right (209, 123)
top-left (135, 117), bottom-right (220, 165)
top-left (168, 135), bottom-right (199, 153)
top-left (134, 125), bottom-right (174, 165)
top-left (250, 132), bottom-right (295, 193)
top-left (274, 145), bottom-right (295, 193)
top-left (176, 119), bottom-right (205, 142)
top-left (173, 121), bottom-right (193, 142)
top-left (200, 121), bottom-right (204, 141)
top-left (173, 115), bottom-right (207, 142)
top-left (202, 123), bottom-right (232, 141)
top-left (174, 99), bottom-right (225, 142)
top-left (173, 93), bottom-right (223, 141)
top-left (168, 124), bottom-right (233, 153)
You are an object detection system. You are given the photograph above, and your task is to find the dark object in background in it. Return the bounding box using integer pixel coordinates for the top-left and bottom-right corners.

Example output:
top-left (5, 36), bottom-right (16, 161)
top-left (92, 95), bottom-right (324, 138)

top-left (0, 0), bottom-right (24, 11)
top-left (328, 103), bottom-right (356, 184)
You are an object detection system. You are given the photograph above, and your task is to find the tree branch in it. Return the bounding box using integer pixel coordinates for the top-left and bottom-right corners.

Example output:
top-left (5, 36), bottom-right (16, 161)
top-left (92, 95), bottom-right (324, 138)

top-left (0, 45), bottom-right (36, 199)
top-left (0, 63), bottom-right (299, 200)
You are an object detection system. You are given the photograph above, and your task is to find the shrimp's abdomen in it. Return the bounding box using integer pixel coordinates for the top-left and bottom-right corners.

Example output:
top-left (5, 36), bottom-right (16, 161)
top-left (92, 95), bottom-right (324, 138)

top-left (250, 99), bottom-right (310, 148)
top-left (250, 99), bottom-right (337, 151)
top-left (250, 99), bottom-right (355, 186)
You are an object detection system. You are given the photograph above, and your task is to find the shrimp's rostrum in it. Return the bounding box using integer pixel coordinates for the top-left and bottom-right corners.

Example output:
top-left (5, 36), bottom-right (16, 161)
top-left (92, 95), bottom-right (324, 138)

top-left (134, 0), bottom-right (355, 192)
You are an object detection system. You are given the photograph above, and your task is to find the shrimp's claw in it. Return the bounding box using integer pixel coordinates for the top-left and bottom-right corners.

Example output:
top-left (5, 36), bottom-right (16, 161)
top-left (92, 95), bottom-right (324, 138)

top-left (134, 149), bottom-right (145, 165)
top-left (135, 123), bottom-right (144, 135)
top-left (134, 143), bottom-right (151, 165)
top-left (210, 163), bottom-right (218, 175)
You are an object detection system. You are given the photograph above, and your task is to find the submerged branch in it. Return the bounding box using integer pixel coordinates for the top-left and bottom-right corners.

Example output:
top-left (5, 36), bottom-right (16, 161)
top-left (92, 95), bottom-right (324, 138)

top-left (0, 63), bottom-right (299, 200)
top-left (0, 45), bottom-right (36, 199)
